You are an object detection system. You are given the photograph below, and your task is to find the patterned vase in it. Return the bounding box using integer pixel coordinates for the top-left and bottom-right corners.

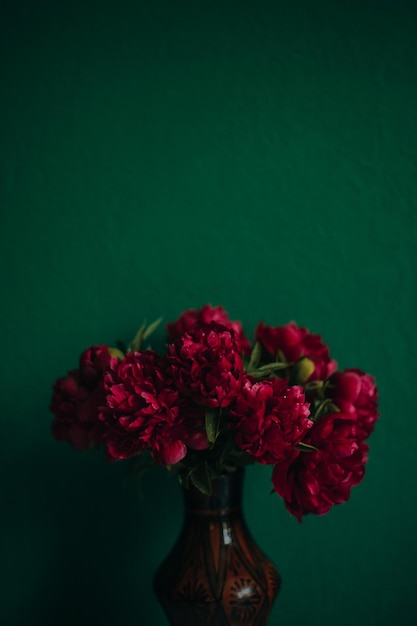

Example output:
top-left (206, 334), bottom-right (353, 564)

top-left (153, 469), bottom-right (281, 625)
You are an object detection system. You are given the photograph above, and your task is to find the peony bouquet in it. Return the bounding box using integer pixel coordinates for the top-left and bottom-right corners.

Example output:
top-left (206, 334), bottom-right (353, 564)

top-left (50, 305), bottom-right (379, 522)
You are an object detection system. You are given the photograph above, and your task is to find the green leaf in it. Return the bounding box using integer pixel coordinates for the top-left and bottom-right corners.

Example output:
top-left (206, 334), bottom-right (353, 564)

top-left (257, 361), bottom-right (289, 372)
top-left (326, 401), bottom-right (341, 413)
top-left (178, 471), bottom-right (190, 489)
top-left (128, 321), bottom-right (147, 352)
top-left (108, 347), bottom-right (125, 360)
top-left (313, 398), bottom-right (341, 421)
top-left (247, 361), bottom-right (289, 379)
top-left (218, 438), bottom-right (236, 466)
top-left (190, 463), bottom-right (212, 496)
top-left (296, 441), bottom-right (319, 452)
top-left (143, 316), bottom-right (163, 340)
top-left (304, 380), bottom-right (324, 393)
top-left (247, 342), bottom-right (262, 370)
top-left (205, 408), bottom-right (219, 445)
top-left (128, 317), bottom-right (163, 352)
top-left (276, 349), bottom-right (287, 363)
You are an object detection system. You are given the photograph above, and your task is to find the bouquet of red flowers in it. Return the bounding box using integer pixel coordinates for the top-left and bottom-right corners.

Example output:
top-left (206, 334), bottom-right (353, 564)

top-left (50, 305), bottom-right (379, 522)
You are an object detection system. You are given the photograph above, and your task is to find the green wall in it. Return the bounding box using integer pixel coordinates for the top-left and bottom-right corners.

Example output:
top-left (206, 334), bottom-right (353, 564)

top-left (1, 1), bottom-right (416, 624)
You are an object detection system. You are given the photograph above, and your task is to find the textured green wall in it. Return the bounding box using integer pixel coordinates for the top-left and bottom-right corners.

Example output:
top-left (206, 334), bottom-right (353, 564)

top-left (1, 1), bottom-right (416, 624)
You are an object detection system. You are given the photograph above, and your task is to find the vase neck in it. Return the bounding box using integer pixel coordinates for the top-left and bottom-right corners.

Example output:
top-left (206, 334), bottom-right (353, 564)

top-left (183, 469), bottom-right (244, 515)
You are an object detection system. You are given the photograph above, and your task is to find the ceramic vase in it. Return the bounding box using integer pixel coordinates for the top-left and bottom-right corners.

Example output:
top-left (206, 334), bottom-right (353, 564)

top-left (153, 469), bottom-right (280, 625)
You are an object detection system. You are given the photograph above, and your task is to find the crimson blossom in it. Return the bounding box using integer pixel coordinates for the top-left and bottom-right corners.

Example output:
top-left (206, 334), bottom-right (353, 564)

top-left (272, 412), bottom-right (369, 522)
top-left (327, 368), bottom-right (379, 439)
top-left (228, 376), bottom-right (312, 464)
top-left (101, 350), bottom-right (207, 465)
top-left (167, 304), bottom-right (252, 355)
top-left (50, 345), bottom-right (116, 451)
top-left (168, 322), bottom-right (244, 408)
top-left (255, 321), bottom-right (337, 381)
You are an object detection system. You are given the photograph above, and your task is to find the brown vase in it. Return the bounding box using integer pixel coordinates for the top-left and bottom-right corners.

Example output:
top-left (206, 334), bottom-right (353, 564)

top-left (153, 469), bottom-right (281, 626)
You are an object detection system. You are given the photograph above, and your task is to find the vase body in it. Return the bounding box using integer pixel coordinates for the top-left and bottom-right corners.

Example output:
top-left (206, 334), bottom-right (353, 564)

top-left (153, 470), bottom-right (281, 626)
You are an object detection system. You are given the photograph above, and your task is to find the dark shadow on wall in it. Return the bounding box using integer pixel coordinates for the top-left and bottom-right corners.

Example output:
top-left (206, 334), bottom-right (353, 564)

top-left (3, 436), bottom-right (182, 626)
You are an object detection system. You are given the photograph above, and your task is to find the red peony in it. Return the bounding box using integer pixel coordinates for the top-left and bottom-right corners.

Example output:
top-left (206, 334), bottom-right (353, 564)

top-left (168, 322), bottom-right (244, 408)
top-left (50, 345), bottom-right (115, 451)
top-left (229, 376), bottom-right (312, 464)
top-left (167, 304), bottom-right (252, 355)
top-left (272, 412), bottom-right (369, 522)
top-left (101, 350), bottom-right (208, 465)
top-left (255, 321), bottom-right (337, 381)
top-left (50, 306), bottom-right (379, 522)
top-left (328, 368), bottom-right (379, 439)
